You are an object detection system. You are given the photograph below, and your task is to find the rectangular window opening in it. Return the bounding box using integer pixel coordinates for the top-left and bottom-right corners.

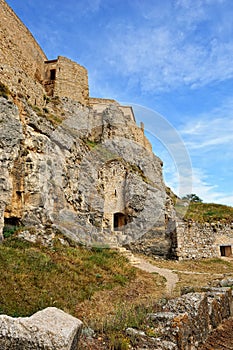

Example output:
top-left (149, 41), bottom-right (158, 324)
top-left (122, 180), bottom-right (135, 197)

top-left (50, 69), bottom-right (56, 80)
top-left (220, 245), bottom-right (232, 257)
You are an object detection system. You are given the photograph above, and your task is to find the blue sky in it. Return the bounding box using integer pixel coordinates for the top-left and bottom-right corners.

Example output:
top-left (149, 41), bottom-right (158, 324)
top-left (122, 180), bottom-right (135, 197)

top-left (7, 0), bottom-right (233, 206)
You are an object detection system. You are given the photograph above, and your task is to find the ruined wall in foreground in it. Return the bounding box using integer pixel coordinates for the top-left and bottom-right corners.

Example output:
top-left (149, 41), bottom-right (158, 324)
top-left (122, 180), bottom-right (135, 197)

top-left (0, 0), bottom-right (47, 105)
top-left (147, 284), bottom-right (233, 349)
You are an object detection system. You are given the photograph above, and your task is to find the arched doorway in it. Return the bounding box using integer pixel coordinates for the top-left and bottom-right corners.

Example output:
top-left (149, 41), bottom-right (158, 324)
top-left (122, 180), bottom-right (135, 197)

top-left (113, 212), bottom-right (126, 231)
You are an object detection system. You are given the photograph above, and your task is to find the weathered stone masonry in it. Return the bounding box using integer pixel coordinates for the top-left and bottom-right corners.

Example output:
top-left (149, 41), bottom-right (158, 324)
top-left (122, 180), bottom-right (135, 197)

top-left (0, 1), bottom-right (89, 106)
top-left (176, 220), bottom-right (233, 260)
top-left (43, 56), bottom-right (89, 105)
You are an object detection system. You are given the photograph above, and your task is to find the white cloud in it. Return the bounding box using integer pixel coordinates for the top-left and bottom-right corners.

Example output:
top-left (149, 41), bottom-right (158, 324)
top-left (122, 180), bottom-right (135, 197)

top-left (180, 99), bottom-right (233, 152)
top-left (190, 168), bottom-right (233, 206)
top-left (164, 165), bottom-right (233, 206)
top-left (176, 98), bottom-right (233, 206)
top-left (99, 0), bottom-right (233, 93)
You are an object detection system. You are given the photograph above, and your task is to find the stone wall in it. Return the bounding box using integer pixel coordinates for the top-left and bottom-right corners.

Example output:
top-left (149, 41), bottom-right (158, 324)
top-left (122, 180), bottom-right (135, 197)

top-left (147, 286), bottom-right (233, 349)
top-left (0, 2), bottom-right (89, 106)
top-left (100, 160), bottom-right (127, 231)
top-left (44, 56), bottom-right (89, 105)
top-left (0, 0), bottom-right (46, 106)
top-left (176, 220), bottom-right (233, 260)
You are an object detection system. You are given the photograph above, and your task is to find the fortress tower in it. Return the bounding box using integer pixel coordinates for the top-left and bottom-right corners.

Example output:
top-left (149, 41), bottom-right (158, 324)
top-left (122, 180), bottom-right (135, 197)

top-left (0, 0), bottom-right (89, 106)
top-left (43, 56), bottom-right (89, 104)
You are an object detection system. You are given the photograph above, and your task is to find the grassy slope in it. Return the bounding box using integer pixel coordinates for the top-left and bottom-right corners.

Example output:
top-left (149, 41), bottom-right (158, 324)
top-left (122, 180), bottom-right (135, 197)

top-left (0, 235), bottom-right (165, 319)
top-left (176, 201), bottom-right (233, 223)
top-left (1, 234), bottom-right (233, 349)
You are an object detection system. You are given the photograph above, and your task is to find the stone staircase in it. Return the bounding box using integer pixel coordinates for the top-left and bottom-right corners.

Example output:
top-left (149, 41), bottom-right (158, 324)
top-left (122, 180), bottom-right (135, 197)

top-left (116, 246), bottom-right (142, 265)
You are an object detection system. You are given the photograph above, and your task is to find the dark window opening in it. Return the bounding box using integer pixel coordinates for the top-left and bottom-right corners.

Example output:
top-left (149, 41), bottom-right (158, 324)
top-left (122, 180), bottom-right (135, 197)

top-left (3, 217), bottom-right (21, 239)
top-left (220, 245), bottom-right (232, 257)
top-left (4, 217), bottom-right (20, 226)
top-left (114, 212), bottom-right (126, 231)
top-left (50, 69), bottom-right (56, 80)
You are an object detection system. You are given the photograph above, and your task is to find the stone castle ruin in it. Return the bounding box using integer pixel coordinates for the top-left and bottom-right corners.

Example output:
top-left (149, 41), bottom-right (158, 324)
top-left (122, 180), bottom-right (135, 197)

top-left (0, 0), bottom-right (233, 260)
top-left (43, 56), bottom-right (89, 104)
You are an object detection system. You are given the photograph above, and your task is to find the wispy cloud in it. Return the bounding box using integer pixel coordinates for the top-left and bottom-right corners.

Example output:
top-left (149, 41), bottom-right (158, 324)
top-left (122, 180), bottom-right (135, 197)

top-left (175, 97), bottom-right (233, 205)
top-left (180, 98), bottom-right (233, 152)
top-left (97, 0), bottom-right (233, 93)
top-left (191, 168), bottom-right (233, 206)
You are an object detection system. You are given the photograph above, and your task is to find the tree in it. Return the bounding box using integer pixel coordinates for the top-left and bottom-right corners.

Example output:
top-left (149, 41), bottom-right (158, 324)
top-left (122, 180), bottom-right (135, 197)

top-left (182, 193), bottom-right (203, 203)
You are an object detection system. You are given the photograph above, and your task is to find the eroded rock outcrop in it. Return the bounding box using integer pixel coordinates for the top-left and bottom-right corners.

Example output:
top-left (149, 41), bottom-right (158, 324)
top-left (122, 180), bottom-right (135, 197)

top-left (0, 95), bottom-right (174, 257)
top-left (0, 0), bottom-right (177, 255)
top-left (0, 307), bottom-right (82, 350)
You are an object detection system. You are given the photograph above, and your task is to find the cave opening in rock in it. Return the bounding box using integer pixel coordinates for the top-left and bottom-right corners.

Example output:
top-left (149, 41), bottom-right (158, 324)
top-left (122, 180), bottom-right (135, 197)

top-left (3, 217), bottom-right (21, 238)
top-left (4, 217), bottom-right (20, 226)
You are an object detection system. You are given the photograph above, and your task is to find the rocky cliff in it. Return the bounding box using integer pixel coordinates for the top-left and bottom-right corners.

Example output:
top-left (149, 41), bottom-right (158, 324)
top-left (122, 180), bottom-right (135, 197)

top-left (0, 93), bottom-right (175, 257)
top-left (0, 0), bottom-right (178, 257)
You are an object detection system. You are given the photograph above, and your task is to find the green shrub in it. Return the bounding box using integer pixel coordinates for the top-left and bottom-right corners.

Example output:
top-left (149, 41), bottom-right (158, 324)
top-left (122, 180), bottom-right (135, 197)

top-left (3, 225), bottom-right (18, 239)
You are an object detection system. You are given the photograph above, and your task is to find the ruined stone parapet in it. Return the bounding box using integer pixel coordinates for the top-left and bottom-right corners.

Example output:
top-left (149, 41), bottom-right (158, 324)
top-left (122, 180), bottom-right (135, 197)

top-left (147, 286), bottom-right (233, 349)
top-left (0, 307), bottom-right (83, 350)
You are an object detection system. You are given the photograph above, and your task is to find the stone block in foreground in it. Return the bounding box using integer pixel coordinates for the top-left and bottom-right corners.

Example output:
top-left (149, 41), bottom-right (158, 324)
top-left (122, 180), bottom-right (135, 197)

top-left (0, 307), bottom-right (83, 350)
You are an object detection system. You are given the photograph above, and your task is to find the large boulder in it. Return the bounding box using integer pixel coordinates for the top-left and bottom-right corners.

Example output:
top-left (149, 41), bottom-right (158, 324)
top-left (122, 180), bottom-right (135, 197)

top-left (0, 307), bottom-right (83, 350)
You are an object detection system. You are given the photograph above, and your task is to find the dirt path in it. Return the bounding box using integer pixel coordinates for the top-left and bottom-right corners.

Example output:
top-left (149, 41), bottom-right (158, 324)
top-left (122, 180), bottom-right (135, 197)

top-left (118, 247), bottom-right (179, 294)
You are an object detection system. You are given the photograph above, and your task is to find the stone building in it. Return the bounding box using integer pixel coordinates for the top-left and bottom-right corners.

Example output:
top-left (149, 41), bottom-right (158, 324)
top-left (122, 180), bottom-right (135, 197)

top-left (175, 220), bottom-right (233, 260)
top-left (43, 56), bottom-right (89, 105)
top-left (0, 0), bottom-right (89, 106)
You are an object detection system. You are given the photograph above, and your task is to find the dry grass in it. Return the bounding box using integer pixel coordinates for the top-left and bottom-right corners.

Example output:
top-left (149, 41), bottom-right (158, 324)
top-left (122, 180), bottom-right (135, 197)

top-left (141, 255), bottom-right (233, 298)
top-left (76, 270), bottom-right (166, 330)
top-left (146, 256), bottom-right (233, 274)
top-left (174, 272), bottom-right (220, 295)
top-left (0, 234), bottom-right (168, 349)
top-left (0, 235), bottom-right (166, 322)
top-left (0, 235), bottom-right (139, 317)
top-left (2, 232), bottom-right (233, 349)
top-left (183, 202), bottom-right (233, 223)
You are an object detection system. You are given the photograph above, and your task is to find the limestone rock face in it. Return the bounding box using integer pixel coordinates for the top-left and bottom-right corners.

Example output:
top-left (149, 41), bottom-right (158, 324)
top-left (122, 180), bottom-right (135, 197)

top-left (0, 307), bottom-right (82, 350)
top-left (0, 94), bottom-right (174, 257)
top-left (0, 97), bottom-right (23, 239)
